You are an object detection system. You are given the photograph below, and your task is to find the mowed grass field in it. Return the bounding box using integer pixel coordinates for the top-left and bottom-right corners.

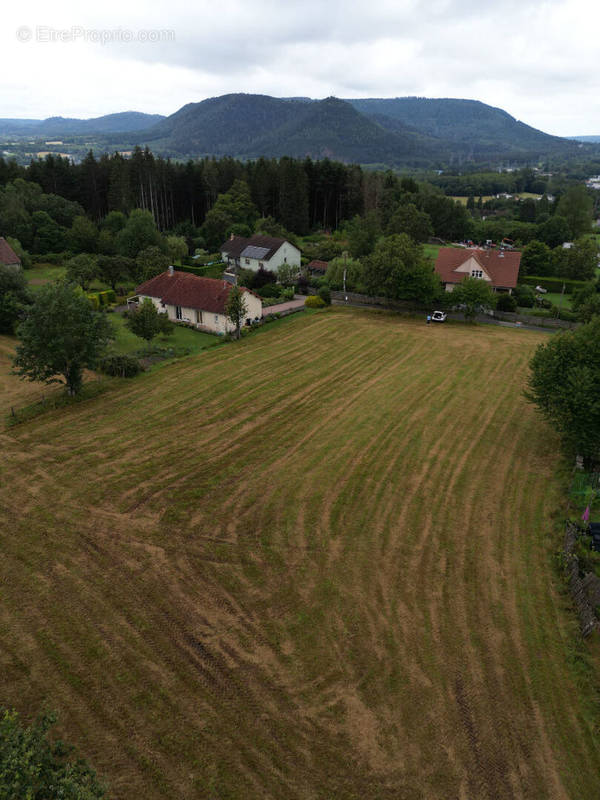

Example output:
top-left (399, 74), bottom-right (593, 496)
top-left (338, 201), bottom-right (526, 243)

top-left (2, 309), bottom-right (600, 799)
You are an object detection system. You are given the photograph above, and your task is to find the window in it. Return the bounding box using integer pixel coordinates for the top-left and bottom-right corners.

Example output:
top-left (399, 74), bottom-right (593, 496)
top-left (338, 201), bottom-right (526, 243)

top-left (284, 257), bottom-right (287, 263)
top-left (196, 310), bottom-right (202, 324)
top-left (245, 258), bottom-right (250, 265)
top-left (214, 315), bottom-right (219, 324)
top-left (175, 306), bottom-right (182, 320)
top-left (471, 269), bottom-right (483, 278)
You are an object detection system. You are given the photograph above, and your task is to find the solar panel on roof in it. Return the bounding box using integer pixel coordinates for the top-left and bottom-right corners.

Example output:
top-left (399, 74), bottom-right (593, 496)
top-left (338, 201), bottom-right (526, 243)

top-left (241, 245), bottom-right (270, 259)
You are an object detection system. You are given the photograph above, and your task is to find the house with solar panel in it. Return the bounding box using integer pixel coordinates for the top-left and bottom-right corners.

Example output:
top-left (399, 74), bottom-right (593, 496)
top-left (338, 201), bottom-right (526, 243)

top-left (220, 234), bottom-right (301, 275)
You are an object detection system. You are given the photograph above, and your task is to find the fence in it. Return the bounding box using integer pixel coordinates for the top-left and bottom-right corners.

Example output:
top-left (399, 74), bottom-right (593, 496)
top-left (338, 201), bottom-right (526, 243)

top-left (330, 291), bottom-right (428, 313)
top-left (331, 291), bottom-right (578, 329)
top-left (564, 521), bottom-right (599, 637)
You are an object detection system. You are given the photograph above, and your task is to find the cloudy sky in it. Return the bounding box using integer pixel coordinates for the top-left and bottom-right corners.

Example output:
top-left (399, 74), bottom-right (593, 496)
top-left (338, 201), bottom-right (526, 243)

top-left (1, 0), bottom-right (598, 135)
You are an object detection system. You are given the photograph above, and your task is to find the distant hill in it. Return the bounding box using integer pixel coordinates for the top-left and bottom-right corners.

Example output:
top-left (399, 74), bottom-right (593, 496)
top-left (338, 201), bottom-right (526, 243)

top-left (0, 112), bottom-right (165, 137)
top-left (139, 94), bottom-right (589, 165)
top-left (139, 93), bottom-right (463, 166)
top-left (1, 95), bottom-right (594, 168)
top-left (143, 94), bottom-right (301, 155)
top-left (347, 97), bottom-right (582, 158)
top-left (235, 97), bottom-right (445, 165)
top-left (570, 135), bottom-right (600, 143)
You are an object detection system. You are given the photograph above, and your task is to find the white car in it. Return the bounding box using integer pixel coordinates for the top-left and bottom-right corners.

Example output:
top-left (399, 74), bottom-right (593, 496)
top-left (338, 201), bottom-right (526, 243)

top-left (431, 310), bottom-right (447, 322)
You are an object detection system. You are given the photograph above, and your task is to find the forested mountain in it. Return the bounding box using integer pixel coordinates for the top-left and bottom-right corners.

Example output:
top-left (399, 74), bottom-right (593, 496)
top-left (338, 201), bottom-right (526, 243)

top-left (141, 94), bottom-right (301, 155)
top-left (0, 95), bottom-right (595, 168)
top-left (139, 94), bottom-right (441, 166)
top-left (138, 94), bottom-right (590, 165)
top-left (245, 98), bottom-right (444, 165)
top-left (0, 112), bottom-right (165, 137)
top-left (347, 97), bottom-right (581, 158)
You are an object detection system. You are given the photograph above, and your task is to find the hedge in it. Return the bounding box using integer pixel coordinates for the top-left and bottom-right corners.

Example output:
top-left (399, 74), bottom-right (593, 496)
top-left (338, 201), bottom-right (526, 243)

top-left (30, 252), bottom-right (71, 265)
top-left (99, 353), bottom-right (142, 378)
top-left (305, 295), bottom-right (326, 308)
top-left (87, 294), bottom-right (100, 310)
top-left (520, 275), bottom-right (587, 294)
top-left (177, 262), bottom-right (225, 276)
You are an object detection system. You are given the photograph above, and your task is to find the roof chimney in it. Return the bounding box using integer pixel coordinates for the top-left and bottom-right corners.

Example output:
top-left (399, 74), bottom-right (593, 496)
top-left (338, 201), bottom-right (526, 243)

top-left (168, 265), bottom-right (174, 275)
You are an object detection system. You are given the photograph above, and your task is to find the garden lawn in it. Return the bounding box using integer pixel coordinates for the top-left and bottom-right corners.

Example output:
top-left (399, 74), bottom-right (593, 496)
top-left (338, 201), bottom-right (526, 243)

top-left (108, 313), bottom-right (218, 355)
top-left (23, 264), bottom-right (66, 288)
top-left (544, 293), bottom-right (573, 309)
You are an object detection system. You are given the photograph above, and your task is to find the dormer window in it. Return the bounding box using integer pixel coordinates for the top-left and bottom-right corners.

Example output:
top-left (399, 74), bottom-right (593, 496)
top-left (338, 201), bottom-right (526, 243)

top-left (472, 269), bottom-right (483, 278)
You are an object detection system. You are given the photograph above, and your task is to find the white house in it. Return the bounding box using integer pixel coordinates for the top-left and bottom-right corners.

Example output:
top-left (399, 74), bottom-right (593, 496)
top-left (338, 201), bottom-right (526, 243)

top-left (134, 268), bottom-right (262, 335)
top-left (220, 234), bottom-right (301, 274)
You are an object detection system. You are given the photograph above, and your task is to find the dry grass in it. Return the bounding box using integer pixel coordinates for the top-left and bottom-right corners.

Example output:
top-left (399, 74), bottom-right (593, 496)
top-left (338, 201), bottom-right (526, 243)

top-left (0, 335), bottom-right (64, 412)
top-left (1, 309), bottom-right (600, 799)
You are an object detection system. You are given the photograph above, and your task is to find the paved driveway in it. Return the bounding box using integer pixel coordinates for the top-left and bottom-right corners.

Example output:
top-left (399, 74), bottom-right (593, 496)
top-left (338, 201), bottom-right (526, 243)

top-left (262, 297), bottom-right (306, 316)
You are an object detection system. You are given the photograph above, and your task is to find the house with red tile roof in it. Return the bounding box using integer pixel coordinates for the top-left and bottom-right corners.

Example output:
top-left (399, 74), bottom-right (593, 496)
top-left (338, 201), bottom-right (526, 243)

top-left (220, 234), bottom-right (301, 274)
top-left (434, 247), bottom-right (521, 294)
top-left (0, 237), bottom-right (21, 269)
top-left (134, 268), bottom-right (262, 335)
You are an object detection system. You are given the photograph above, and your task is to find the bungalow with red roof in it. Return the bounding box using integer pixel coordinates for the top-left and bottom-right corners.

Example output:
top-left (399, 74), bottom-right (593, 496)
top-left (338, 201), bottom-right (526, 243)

top-left (220, 234), bottom-right (301, 274)
top-left (434, 247), bottom-right (521, 294)
top-left (0, 237), bottom-right (21, 270)
top-left (134, 267), bottom-right (262, 335)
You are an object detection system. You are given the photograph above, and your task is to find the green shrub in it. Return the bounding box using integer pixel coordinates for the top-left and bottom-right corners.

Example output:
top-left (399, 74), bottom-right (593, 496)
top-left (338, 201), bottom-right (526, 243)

top-left (496, 293), bottom-right (517, 312)
top-left (99, 353), bottom-right (142, 377)
top-left (98, 289), bottom-right (117, 306)
top-left (305, 295), bottom-right (326, 308)
top-left (31, 252), bottom-right (70, 266)
top-left (258, 283), bottom-right (280, 298)
top-left (317, 286), bottom-right (332, 305)
top-left (557, 308), bottom-right (577, 322)
top-left (87, 293), bottom-right (100, 310)
top-left (513, 284), bottom-right (535, 307)
top-left (281, 287), bottom-right (295, 300)
top-left (521, 275), bottom-right (587, 294)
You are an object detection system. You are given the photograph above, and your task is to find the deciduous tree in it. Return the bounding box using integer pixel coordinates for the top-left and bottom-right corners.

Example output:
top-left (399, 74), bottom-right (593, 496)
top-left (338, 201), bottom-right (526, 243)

top-left (166, 234), bottom-right (188, 265)
top-left (0, 265), bottom-right (31, 333)
top-left (450, 277), bottom-right (497, 320)
top-left (520, 240), bottom-right (552, 276)
top-left (557, 185), bottom-right (593, 238)
top-left (115, 209), bottom-right (163, 259)
top-left (68, 215), bottom-right (99, 254)
top-left (225, 285), bottom-right (248, 340)
top-left (386, 203), bottom-right (433, 243)
top-left (0, 708), bottom-right (107, 798)
top-left (13, 282), bottom-right (114, 395)
top-left (65, 253), bottom-right (98, 291)
top-left (97, 255), bottom-right (134, 291)
top-left (135, 246), bottom-right (170, 283)
top-left (362, 234), bottom-right (440, 304)
top-left (126, 297), bottom-right (172, 343)
top-left (526, 318), bottom-right (600, 460)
